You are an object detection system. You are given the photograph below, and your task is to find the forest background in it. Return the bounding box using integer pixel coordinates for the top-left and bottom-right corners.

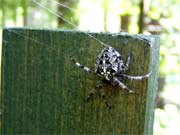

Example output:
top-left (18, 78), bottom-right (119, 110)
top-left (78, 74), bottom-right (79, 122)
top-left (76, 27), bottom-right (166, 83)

top-left (0, 0), bottom-right (180, 135)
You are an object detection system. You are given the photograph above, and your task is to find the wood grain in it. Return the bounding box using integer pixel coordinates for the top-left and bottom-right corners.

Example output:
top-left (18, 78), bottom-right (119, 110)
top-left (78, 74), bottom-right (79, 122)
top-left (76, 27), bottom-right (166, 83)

top-left (1, 28), bottom-right (159, 134)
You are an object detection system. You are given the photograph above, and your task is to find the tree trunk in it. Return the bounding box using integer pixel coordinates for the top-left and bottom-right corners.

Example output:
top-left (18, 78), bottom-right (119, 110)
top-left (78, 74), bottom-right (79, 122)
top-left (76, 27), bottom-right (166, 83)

top-left (13, 0), bottom-right (17, 26)
top-left (1, 0), bottom-right (5, 26)
top-left (120, 14), bottom-right (131, 32)
top-left (57, 0), bottom-right (79, 28)
top-left (138, 0), bottom-right (145, 33)
top-left (21, 0), bottom-right (28, 26)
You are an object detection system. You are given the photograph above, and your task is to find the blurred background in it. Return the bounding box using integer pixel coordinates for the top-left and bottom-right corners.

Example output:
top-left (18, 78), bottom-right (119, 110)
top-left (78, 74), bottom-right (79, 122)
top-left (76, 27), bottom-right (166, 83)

top-left (0, 0), bottom-right (180, 134)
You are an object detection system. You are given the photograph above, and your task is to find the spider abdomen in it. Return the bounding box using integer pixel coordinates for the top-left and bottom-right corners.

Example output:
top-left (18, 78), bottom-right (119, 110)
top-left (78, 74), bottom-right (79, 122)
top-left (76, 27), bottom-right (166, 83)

top-left (95, 46), bottom-right (124, 80)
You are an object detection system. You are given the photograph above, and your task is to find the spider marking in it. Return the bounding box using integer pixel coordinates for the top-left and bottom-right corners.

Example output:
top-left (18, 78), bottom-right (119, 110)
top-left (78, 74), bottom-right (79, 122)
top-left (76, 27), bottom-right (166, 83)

top-left (32, 0), bottom-right (152, 108)
top-left (71, 46), bottom-right (151, 107)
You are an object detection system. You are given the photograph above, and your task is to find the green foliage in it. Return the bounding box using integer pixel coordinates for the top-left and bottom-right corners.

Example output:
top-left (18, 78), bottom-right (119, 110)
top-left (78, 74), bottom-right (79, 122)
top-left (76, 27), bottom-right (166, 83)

top-left (1, 0), bottom-right (180, 133)
top-left (154, 105), bottom-right (180, 135)
top-left (0, 0), bottom-right (79, 28)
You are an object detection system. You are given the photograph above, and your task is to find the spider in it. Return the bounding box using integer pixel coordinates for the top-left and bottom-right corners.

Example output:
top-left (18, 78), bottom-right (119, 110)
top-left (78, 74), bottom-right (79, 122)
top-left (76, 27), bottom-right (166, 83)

top-left (71, 46), bottom-right (151, 107)
top-left (32, 0), bottom-right (151, 107)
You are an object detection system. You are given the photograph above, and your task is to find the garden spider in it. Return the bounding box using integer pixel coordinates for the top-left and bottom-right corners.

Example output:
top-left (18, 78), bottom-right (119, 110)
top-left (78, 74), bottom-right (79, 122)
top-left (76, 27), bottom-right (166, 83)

top-left (71, 46), bottom-right (151, 107)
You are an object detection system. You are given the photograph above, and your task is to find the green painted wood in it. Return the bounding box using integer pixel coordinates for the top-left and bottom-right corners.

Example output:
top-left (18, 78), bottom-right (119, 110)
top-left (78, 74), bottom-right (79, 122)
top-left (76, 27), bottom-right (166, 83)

top-left (1, 28), bottom-right (159, 135)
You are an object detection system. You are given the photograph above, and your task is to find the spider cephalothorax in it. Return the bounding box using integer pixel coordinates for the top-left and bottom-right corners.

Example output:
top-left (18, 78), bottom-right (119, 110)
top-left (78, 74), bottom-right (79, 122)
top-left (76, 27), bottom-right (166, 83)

top-left (71, 46), bottom-right (151, 107)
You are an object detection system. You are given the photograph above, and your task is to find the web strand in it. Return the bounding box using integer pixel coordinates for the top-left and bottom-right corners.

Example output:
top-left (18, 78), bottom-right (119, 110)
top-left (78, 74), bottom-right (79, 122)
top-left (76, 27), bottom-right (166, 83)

top-left (2, 29), bottom-right (49, 47)
top-left (53, 0), bottom-right (78, 12)
top-left (33, 0), bottom-right (109, 48)
top-left (2, 1), bottom-right (151, 48)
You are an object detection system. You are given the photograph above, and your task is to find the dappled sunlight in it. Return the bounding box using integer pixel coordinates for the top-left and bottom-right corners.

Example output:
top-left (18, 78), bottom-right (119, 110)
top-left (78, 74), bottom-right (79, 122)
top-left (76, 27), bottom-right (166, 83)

top-left (78, 0), bottom-right (104, 32)
top-left (77, 0), bottom-right (123, 32)
top-left (162, 77), bottom-right (180, 105)
top-left (154, 104), bottom-right (180, 135)
top-left (1, 0), bottom-right (180, 134)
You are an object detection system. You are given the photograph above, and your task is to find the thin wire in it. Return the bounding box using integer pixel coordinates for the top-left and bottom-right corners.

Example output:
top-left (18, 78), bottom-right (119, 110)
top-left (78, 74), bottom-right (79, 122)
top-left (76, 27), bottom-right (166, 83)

top-left (33, 0), bottom-right (109, 48)
top-left (5, 29), bottom-right (47, 46)
top-left (53, 0), bottom-right (78, 12)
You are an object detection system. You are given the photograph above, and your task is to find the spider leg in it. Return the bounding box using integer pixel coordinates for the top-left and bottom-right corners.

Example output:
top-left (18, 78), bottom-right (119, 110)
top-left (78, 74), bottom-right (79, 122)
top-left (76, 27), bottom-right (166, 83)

top-left (120, 72), bottom-right (151, 80)
top-left (70, 57), bottom-right (92, 73)
top-left (86, 80), bottom-right (102, 101)
top-left (86, 89), bottom-right (97, 101)
top-left (99, 88), bottom-right (110, 108)
top-left (120, 53), bottom-right (131, 72)
top-left (86, 80), bottom-right (111, 108)
top-left (113, 77), bottom-right (134, 94)
top-left (125, 53), bottom-right (131, 71)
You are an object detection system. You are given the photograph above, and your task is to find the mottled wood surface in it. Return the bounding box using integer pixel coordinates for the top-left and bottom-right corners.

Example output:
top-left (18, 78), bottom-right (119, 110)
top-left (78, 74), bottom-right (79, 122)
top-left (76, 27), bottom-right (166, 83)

top-left (1, 28), bottom-right (159, 134)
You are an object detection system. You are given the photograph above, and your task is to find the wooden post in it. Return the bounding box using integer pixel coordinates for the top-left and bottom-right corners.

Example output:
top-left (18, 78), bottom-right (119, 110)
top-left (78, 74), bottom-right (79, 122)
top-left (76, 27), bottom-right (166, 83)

top-left (1, 28), bottom-right (159, 134)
